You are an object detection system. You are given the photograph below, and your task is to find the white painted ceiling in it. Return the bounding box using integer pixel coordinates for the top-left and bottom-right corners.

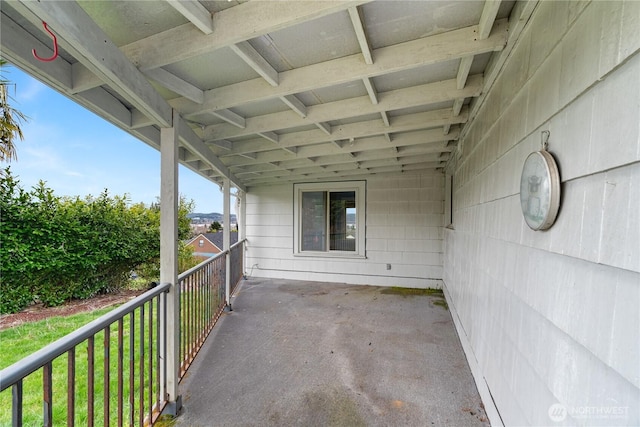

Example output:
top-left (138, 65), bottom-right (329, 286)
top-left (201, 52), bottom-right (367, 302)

top-left (0, 0), bottom-right (525, 191)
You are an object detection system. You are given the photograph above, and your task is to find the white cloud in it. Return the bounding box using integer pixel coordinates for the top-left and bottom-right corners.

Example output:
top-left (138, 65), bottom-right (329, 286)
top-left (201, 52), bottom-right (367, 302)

top-left (16, 78), bottom-right (46, 103)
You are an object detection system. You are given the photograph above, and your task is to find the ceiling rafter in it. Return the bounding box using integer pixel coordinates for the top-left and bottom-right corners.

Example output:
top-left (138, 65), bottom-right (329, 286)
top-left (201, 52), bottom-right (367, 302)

top-left (280, 95), bottom-right (307, 118)
top-left (206, 139), bottom-right (233, 150)
top-left (178, 121), bottom-right (246, 192)
top-left (315, 122), bottom-right (332, 136)
top-left (229, 144), bottom-right (448, 173)
top-left (257, 132), bottom-right (279, 143)
top-left (230, 42), bottom-right (279, 87)
top-left (214, 108), bottom-right (467, 158)
top-left (171, 21), bottom-right (508, 116)
top-left (241, 154), bottom-right (443, 184)
top-left (238, 152), bottom-right (257, 160)
top-left (211, 109), bottom-right (246, 128)
top-left (381, 111), bottom-right (390, 126)
top-left (124, 1), bottom-right (371, 71)
top-left (445, 0), bottom-right (502, 134)
top-left (62, 2), bottom-right (373, 93)
top-left (241, 162), bottom-right (446, 187)
top-left (232, 149), bottom-right (446, 176)
top-left (363, 78), bottom-right (379, 104)
top-left (202, 75), bottom-right (482, 141)
top-left (223, 128), bottom-right (458, 168)
top-left (165, 0), bottom-right (213, 34)
top-left (144, 68), bottom-right (204, 104)
top-left (348, 6), bottom-right (373, 65)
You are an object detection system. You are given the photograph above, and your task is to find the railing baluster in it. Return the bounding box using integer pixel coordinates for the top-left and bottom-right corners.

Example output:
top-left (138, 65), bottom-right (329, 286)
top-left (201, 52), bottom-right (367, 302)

top-left (12, 380), bottom-right (23, 427)
top-left (148, 299), bottom-right (154, 425)
top-left (197, 268), bottom-right (201, 345)
top-left (117, 318), bottom-right (124, 427)
top-left (43, 362), bottom-right (52, 427)
top-left (162, 291), bottom-right (168, 404)
top-left (156, 296), bottom-right (161, 415)
top-left (87, 336), bottom-right (94, 427)
top-left (190, 275), bottom-right (196, 358)
top-left (67, 349), bottom-right (75, 427)
top-left (129, 311), bottom-right (135, 427)
top-left (103, 326), bottom-right (110, 427)
top-left (195, 269), bottom-right (199, 349)
top-left (186, 274), bottom-right (190, 367)
top-left (139, 303), bottom-right (145, 427)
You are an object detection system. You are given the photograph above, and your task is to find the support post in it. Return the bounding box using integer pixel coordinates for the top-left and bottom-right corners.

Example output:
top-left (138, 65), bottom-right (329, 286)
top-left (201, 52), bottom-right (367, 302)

top-left (159, 109), bottom-right (181, 415)
top-left (223, 178), bottom-right (232, 311)
top-left (237, 190), bottom-right (246, 276)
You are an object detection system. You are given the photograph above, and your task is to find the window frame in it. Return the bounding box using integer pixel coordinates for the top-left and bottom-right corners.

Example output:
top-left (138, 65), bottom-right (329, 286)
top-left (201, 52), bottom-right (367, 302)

top-left (293, 181), bottom-right (366, 258)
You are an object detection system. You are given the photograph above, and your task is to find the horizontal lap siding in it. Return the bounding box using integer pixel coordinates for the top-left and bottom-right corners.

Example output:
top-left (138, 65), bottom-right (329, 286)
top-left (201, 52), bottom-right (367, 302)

top-left (245, 172), bottom-right (444, 288)
top-left (445, 1), bottom-right (640, 425)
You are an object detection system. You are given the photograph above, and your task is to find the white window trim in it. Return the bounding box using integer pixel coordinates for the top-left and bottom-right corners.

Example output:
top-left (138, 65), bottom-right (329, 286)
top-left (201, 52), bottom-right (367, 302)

top-left (293, 181), bottom-right (366, 259)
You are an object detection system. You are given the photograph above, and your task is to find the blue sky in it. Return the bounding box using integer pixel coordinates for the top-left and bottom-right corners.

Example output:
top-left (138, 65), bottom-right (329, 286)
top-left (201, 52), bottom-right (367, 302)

top-left (2, 66), bottom-right (224, 213)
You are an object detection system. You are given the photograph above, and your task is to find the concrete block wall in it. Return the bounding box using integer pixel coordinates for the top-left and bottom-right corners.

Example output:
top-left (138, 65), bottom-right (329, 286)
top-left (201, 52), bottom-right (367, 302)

top-left (445, 1), bottom-right (640, 426)
top-left (245, 172), bottom-right (444, 288)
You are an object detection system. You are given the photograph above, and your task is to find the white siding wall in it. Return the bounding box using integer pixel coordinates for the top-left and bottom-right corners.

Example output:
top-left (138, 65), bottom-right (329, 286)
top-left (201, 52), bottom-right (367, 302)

top-left (246, 172), bottom-right (444, 288)
top-left (445, 2), bottom-right (640, 426)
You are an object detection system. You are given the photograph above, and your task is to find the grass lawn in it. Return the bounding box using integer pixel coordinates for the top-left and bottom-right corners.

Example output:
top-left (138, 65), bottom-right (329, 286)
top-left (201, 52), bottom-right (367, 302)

top-left (0, 303), bottom-right (162, 427)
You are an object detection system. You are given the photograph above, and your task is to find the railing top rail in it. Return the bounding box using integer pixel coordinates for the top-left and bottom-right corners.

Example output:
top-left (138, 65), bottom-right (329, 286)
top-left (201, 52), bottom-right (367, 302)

top-left (178, 239), bottom-right (246, 280)
top-left (230, 238), bottom-right (246, 251)
top-left (0, 282), bottom-right (171, 392)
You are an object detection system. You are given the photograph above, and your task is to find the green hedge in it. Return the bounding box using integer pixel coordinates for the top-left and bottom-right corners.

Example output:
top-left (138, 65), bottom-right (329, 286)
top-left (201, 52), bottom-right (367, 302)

top-left (0, 168), bottom-right (193, 314)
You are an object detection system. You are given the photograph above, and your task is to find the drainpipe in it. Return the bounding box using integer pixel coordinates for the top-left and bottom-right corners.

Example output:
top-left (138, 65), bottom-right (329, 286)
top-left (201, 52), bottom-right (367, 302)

top-left (159, 109), bottom-right (182, 415)
top-left (223, 178), bottom-right (232, 311)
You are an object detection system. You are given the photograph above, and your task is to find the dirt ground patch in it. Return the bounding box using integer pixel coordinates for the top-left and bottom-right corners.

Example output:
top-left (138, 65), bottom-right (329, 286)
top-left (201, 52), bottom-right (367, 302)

top-left (0, 290), bottom-right (144, 331)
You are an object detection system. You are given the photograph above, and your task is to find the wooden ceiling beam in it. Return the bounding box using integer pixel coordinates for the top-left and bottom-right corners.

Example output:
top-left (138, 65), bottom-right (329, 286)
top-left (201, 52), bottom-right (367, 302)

top-left (144, 67), bottom-right (204, 104)
top-left (165, 0), bottom-right (213, 34)
top-left (363, 77), bottom-right (379, 104)
top-left (348, 6), bottom-right (373, 65)
top-left (178, 120), bottom-right (246, 192)
top-left (202, 75), bottom-right (482, 140)
top-left (172, 21), bottom-right (507, 116)
top-left (217, 108), bottom-right (466, 157)
top-left (223, 127), bottom-right (458, 167)
top-left (124, 1), bottom-right (371, 71)
top-left (230, 42), bottom-right (279, 87)
top-left (211, 109), bottom-right (246, 128)
top-left (280, 95), bottom-right (307, 118)
top-left (446, 0), bottom-right (502, 134)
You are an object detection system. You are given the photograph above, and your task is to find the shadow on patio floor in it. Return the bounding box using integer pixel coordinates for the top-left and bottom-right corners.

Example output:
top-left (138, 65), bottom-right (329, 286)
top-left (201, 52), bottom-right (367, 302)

top-left (175, 278), bottom-right (489, 426)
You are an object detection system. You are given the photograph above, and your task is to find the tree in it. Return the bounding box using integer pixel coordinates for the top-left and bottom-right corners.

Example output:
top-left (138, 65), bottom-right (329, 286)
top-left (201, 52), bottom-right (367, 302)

top-left (148, 195), bottom-right (194, 240)
top-left (209, 221), bottom-right (222, 233)
top-left (0, 59), bottom-right (28, 163)
top-left (0, 170), bottom-right (197, 313)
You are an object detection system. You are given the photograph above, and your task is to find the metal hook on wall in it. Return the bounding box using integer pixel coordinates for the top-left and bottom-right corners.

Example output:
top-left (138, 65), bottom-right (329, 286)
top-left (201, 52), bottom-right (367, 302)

top-left (541, 130), bottom-right (550, 151)
top-left (32, 21), bottom-right (58, 62)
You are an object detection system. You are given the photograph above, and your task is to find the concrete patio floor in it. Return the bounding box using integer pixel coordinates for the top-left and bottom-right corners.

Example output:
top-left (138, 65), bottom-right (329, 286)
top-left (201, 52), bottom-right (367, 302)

top-left (175, 278), bottom-right (489, 426)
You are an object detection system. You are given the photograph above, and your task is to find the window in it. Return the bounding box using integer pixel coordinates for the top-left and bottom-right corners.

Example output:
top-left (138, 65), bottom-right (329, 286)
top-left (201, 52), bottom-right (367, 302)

top-left (199, 239), bottom-right (204, 247)
top-left (294, 181), bottom-right (366, 258)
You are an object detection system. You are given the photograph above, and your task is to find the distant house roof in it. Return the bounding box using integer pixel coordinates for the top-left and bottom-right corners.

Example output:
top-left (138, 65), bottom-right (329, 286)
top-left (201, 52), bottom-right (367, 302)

top-left (188, 231), bottom-right (238, 251)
